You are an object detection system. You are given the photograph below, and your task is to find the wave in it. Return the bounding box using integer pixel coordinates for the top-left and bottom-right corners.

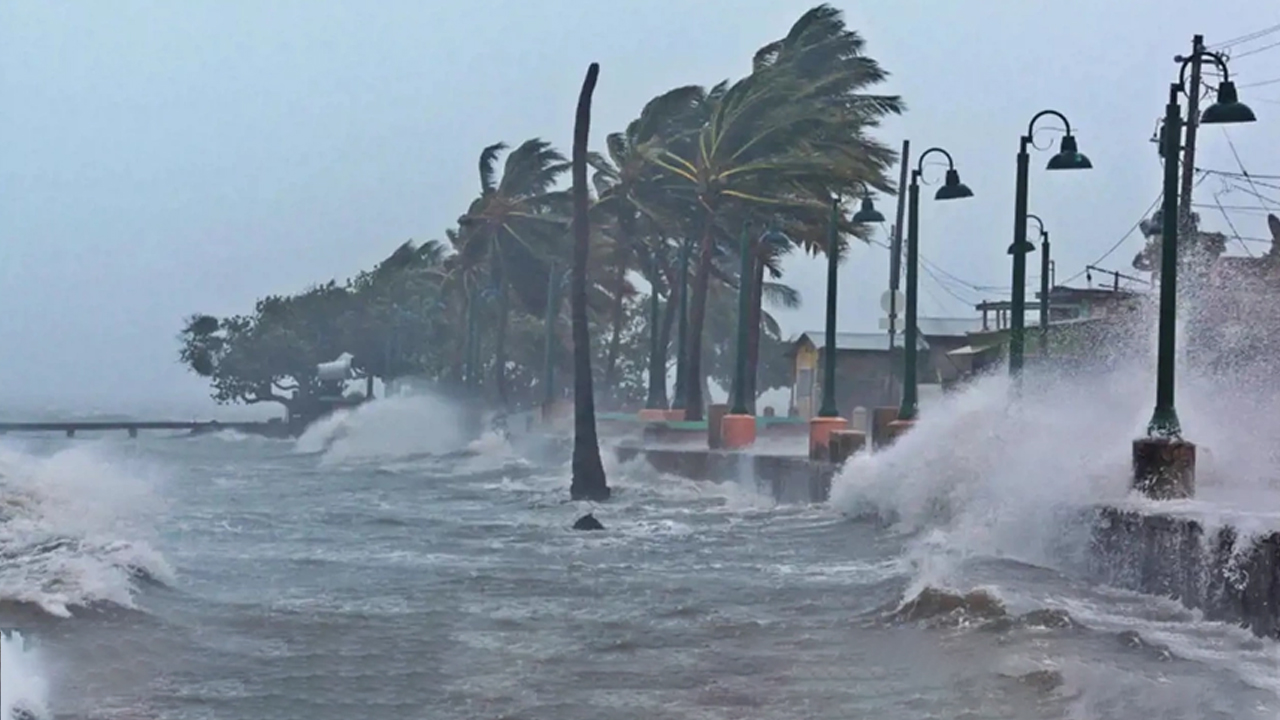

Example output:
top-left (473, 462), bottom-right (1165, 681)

top-left (294, 392), bottom-right (478, 464)
top-left (1, 631), bottom-right (48, 720)
top-left (0, 442), bottom-right (172, 617)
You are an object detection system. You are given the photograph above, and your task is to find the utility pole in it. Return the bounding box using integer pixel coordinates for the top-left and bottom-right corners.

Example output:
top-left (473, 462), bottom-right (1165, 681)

top-left (1177, 34), bottom-right (1205, 248)
top-left (887, 139), bottom-right (910, 402)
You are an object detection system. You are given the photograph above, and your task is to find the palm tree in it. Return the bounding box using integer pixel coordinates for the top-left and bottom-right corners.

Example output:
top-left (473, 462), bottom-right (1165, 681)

top-left (589, 86), bottom-right (704, 408)
top-left (570, 62), bottom-right (610, 502)
top-left (646, 5), bottom-right (902, 420)
top-left (458, 139), bottom-right (570, 407)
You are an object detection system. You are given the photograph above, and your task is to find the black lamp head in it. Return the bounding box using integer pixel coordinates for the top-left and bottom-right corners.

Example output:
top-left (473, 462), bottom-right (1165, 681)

top-left (935, 168), bottom-right (974, 200)
top-left (851, 194), bottom-right (886, 224)
top-left (1200, 80), bottom-right (1257, 124)
top-left (1046, 134), bottom-right (1093, 170)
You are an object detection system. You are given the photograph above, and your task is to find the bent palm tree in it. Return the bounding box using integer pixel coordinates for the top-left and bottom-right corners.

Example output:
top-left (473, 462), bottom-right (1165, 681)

top-left (458, 139), bottom-right (570, 407)
top-left (570, 63), bottom-right (610, 502)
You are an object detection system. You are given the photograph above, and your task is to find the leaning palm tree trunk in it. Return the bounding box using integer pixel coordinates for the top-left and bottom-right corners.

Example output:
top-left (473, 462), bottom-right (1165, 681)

top-left (570, 62), bottom-right (610, 502)
top-left (744, 253), bottom-right (765, 413)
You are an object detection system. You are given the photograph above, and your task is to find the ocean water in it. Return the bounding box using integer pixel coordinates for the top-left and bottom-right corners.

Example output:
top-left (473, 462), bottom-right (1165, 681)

top-left (1, 384), bottom-right (1278, 720)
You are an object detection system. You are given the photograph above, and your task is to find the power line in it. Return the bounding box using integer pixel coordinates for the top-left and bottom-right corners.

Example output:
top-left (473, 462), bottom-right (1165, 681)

top-left (1230, 38), bottom-right (1280, 59)
top-left (1210, 23), bottom-right (1280, 50)
top-left (1239, 76), bottom-right (1280, 89)
top-left (1059, 193), bottom-right (1163, 285)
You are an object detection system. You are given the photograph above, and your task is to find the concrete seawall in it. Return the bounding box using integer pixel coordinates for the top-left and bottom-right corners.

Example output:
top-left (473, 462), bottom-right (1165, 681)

top-left (1090, 507), bottom-right (1279, 639)
top-left (615, 445), bottom-right (1280, 640)
top-left (613, 446), bottom-right (835, 504)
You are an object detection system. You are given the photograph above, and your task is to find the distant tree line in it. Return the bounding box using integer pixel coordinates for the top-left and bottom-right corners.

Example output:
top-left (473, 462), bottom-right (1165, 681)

top-left (178, 4), bottom-right (904, 420)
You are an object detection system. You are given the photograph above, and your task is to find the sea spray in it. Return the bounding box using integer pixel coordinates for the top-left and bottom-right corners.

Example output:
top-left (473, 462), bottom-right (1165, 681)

top-left (1, 631), bottom-right (49, 720)
top-left (295, 392), bottom-right (471, 464)
top-left (0, 442), bottom-right (170, 616)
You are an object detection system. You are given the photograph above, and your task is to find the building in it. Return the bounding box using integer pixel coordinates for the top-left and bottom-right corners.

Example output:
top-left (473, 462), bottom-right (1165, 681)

top-left (787, 317), bottom-right (984, 418)
top-left (951, 285), bottom-right (1146, 377)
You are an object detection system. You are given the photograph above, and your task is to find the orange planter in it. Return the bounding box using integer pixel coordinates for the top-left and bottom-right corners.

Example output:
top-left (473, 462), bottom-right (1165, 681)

top-left (721, 414), bottom-right (757, 449)
top-left (808, 416), bottom-right (849, 460)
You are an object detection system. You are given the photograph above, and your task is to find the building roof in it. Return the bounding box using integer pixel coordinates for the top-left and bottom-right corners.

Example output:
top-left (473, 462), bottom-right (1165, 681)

top-left (915, 316), bottom-right (986, 337)
top-left (794, 330), bottom-right (928, 353)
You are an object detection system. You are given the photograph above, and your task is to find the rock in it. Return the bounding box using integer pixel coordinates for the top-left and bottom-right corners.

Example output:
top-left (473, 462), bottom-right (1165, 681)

top-left (573, 513), bottom-right (605, 531)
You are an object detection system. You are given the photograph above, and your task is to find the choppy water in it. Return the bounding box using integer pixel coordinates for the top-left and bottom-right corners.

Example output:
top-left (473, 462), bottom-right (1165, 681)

top-left (2, 386), bottom-right (1279, 720)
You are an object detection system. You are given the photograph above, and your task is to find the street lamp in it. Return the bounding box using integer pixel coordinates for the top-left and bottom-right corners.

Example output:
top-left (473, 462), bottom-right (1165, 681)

top-left (643, 247), bottom-right (669, 412)
top-left (1023, 213), bottom-right (1051, 357)
top-left (1135, 47), bottom-right (1255, 500)
top-left (809, 192), bottom-right (884, 460)
top-left (670, 237), bottom-right (692, 418)
top-left (1009, 111), bottom-right (1092, 379)
top-left (894, 148), bottom-right (974, 427)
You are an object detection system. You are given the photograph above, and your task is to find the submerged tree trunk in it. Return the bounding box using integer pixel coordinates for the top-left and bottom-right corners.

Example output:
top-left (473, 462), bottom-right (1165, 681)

top-left (683, 211), bottom-right (716, 421)
top-left (744, 251), bottom-right (765, 413)
top-left (569, 62), bottom-right (610, 502)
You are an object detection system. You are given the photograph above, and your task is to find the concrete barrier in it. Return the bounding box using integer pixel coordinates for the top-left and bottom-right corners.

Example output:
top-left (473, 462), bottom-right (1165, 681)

top-left (1090, 506), bottom-right (1280, 639)
top-left (613, 446), bottom-right (835, 504)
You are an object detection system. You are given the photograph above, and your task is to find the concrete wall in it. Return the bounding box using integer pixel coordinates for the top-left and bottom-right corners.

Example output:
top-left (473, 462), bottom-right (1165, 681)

top-left (1090, 507), bottom-right (1279, 639)
top-left (614, 446), bottom-right (835, 504)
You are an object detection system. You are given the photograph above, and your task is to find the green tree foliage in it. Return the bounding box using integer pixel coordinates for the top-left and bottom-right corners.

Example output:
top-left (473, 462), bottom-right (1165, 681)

top-left (177, 4), bottom-right (901, 419)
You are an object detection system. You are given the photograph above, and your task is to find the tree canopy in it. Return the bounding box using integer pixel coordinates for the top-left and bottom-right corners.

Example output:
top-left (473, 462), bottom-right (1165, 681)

top-left (178, 4), bottom-right (902, 419)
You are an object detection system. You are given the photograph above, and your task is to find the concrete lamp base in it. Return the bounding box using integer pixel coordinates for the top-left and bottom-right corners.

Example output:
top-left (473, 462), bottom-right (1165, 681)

top-left (885, 419), bottom-right (915, 444)
top-left (828, 429), bottom-right (867, 465)
top-left (808, 416), bottom-right (849, 460)
top-left (721, 414), bottom-right (757, 450)
top-left (871, 407), bottom-right (901, 449)
top-left (1132, 437), bottom-right (1196, 500)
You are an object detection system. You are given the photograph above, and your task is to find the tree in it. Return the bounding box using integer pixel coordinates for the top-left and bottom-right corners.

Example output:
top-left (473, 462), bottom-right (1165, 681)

top-left (570, 62), bottom-right (610, 502)
top-left (458, 139), bottom-right (571, 407)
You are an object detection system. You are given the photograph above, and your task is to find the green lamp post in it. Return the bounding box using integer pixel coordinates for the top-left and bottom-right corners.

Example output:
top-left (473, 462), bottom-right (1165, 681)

top-left (1008, 111), bottom-right (1092, 379)
top-left (670, 237), bottom-right (692, 415)
top-left (897, 148), bottom-right (974, 423)
top-left (813, 192), bottom-right (884, 419)
top-left (729, 223), bottom-right (755, 416)
top-left (643, 247), bottom-right (668, 411)
top-left (1022, 213), bottom-right (1049, 356)
top-left (1135, 46), bottom-right (1254, 500)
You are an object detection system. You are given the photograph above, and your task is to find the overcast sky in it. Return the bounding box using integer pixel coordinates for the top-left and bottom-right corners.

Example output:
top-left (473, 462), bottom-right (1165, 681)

top-left (2, 1), bottom-right (1277, 417)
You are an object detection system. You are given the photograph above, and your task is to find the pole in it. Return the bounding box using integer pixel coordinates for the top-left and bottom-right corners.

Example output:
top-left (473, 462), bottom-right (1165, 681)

top-left (464, 286), bottom-right (478, 387)
top-left (1178, 34), bottom-right (1204, 251)
top-left (818, 198), bottom-right (841, 418)
top-left (1039, 231), bottom-right (1050, 356)
top-left (670, 237), bottom-right (692, 411)
top-left (1009, 136), bottom-right (1031, 377)
top-left (888, 140), bottom-right (910, 402)
top-left (541, 262), bottom-right (558, 404)
top-left (1149, 83), bottom-right (1184, 438)
top-left (897, 173), bottom-right (921, 421)
top-left (644, 249), bottom-right (666, 409)
top-left (730, 224), bottom-right (753, 415)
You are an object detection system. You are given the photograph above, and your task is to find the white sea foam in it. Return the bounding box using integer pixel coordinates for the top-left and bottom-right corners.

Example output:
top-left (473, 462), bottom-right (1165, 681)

top-left (0, 442), bottom-right (171, 617)
top-left (294, 392), bottom-right (472, 464)
top-left (1, 631), bottom-right (49, 719)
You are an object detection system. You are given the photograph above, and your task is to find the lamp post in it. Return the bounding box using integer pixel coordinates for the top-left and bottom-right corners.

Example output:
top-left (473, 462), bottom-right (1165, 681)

top-left (724, 223), bottom-right (757, 449)
top-left (1023, 213), bottom-right (1050, 357)
top-left (892, 148), bottom-right (974, 432)
top-left (808, 192), bottom-right (884, 460)
top-left (642, 247), bottom-right (669, 414)
top-left (1009, 111), bottom-right (1092, 379)
top-left (670, 237), bottom-right (692, 419)
top-left (1134, 48), bottom-right (1255, 500)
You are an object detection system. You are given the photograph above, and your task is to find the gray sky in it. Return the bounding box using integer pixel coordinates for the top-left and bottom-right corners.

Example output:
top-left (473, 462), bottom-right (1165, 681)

top-left (2, 0), bottom-right (1277, 417)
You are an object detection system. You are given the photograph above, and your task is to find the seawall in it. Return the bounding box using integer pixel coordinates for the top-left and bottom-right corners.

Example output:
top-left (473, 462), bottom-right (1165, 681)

top-left (1090, 506), bottom-right (1279, 639)
top-left (615, 445), bottom-right (1280, 639)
